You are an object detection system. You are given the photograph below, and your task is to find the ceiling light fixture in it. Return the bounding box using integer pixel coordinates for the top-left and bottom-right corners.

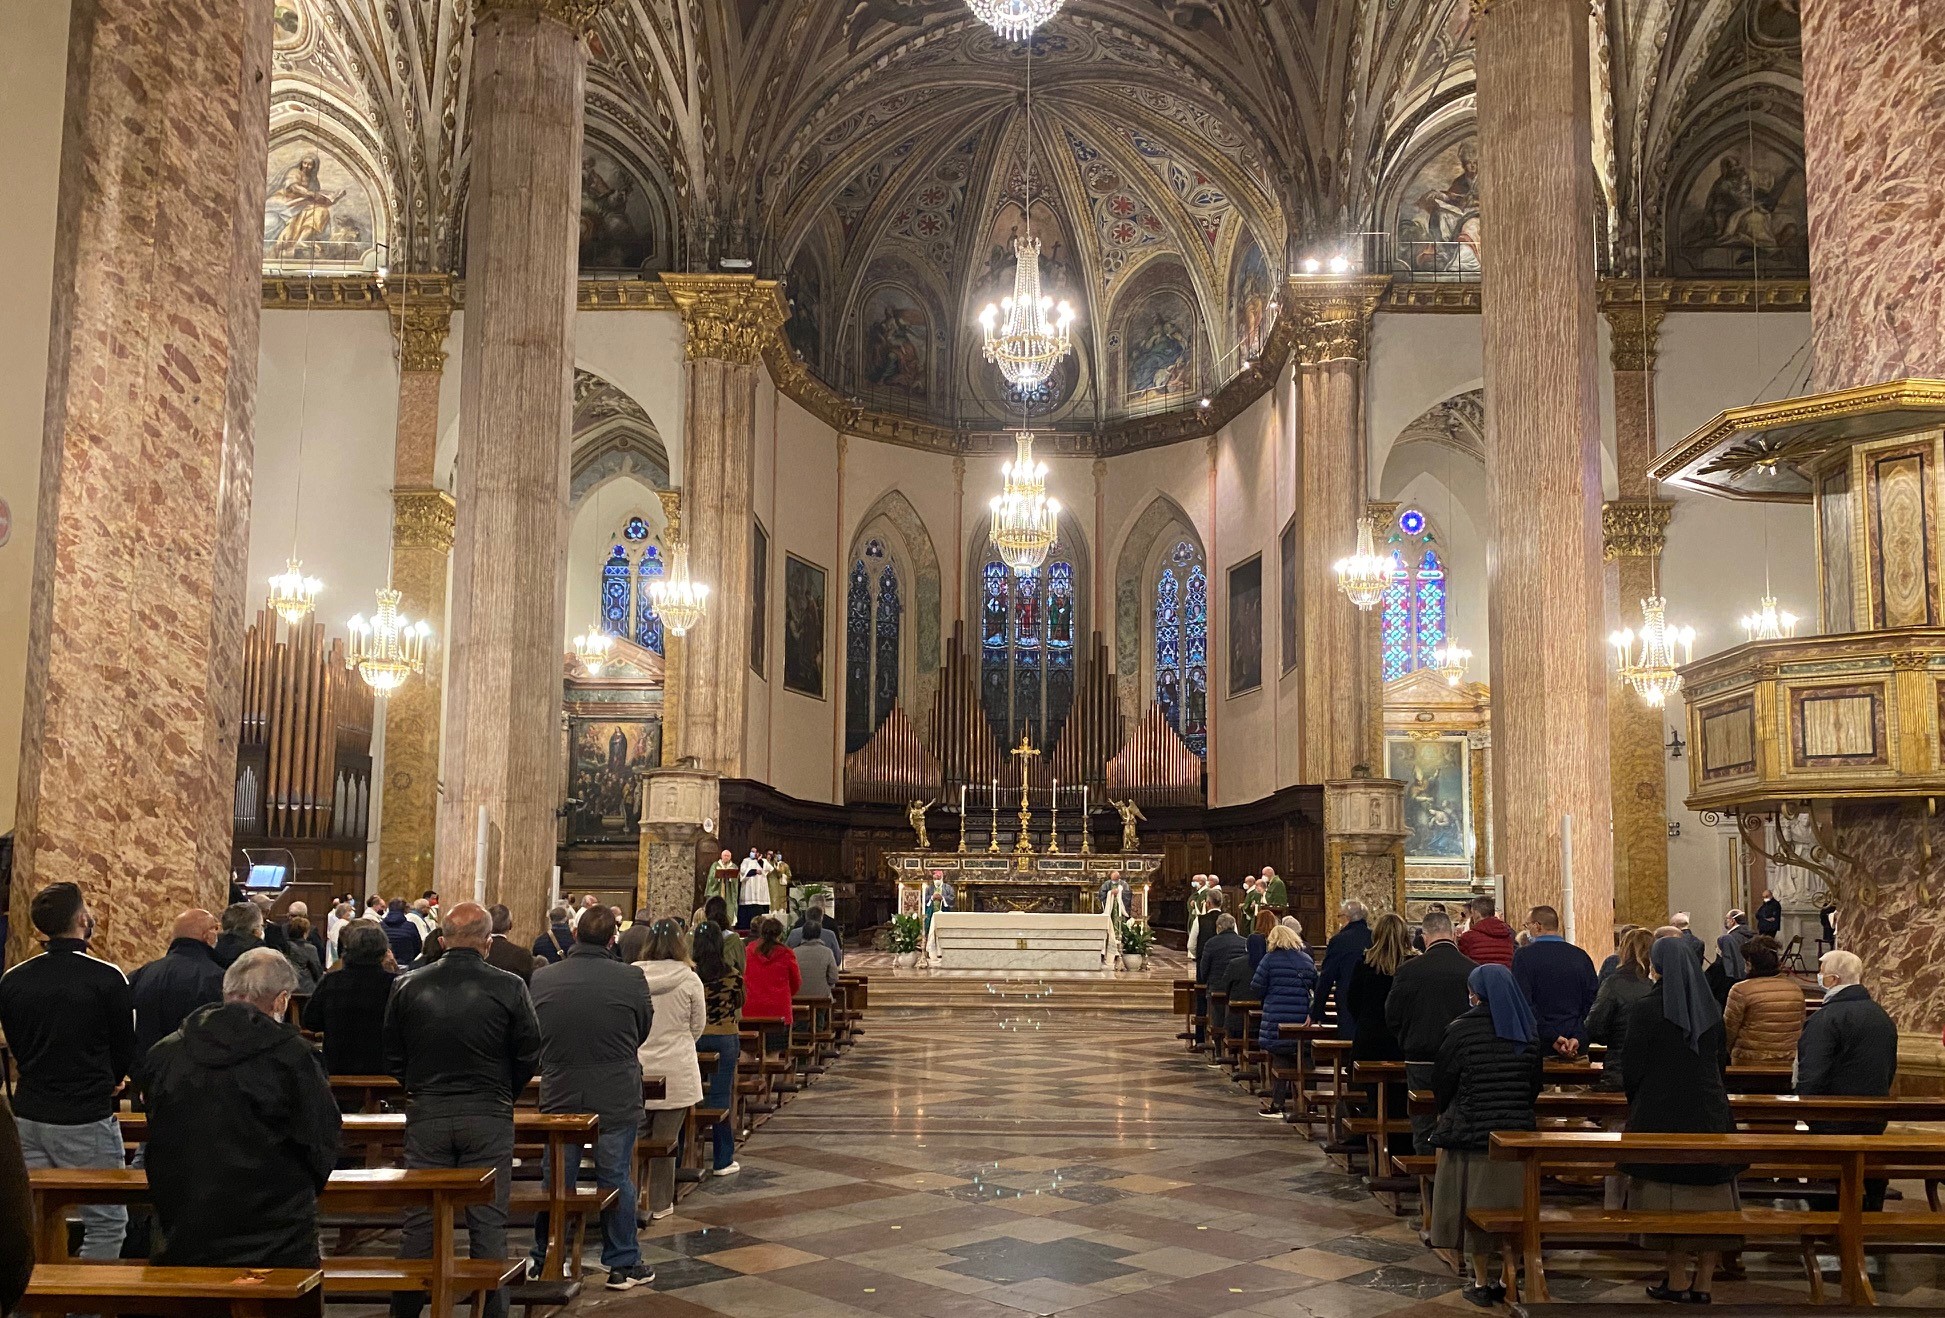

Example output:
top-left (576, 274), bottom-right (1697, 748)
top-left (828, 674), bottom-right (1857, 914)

top-left (965, 0), bottom-right (1064, 41)
top-left (1334, 514), bottom-right (1393, 610)
top-left (1610, 598), bottom-right (1696, 708)
top-left (990, 431), bottom-right (1060, 574)
top-left (648, 540), bottom-right (709, 637)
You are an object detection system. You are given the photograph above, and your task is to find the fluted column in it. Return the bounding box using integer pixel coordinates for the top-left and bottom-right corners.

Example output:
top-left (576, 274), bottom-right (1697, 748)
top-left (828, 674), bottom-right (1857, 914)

top-left (375, 289), bottom-right (454, 895)
top-left (8, 0), bottom-right (273, 969)
top-left (434, 0), bottom-right (596, 936)
top-left (1291, 276), bottom-right (1387, 782)
top-left (1476, 0), bottom-right (1613, 954)
top-left (659, 275), bottom-right (787, 777)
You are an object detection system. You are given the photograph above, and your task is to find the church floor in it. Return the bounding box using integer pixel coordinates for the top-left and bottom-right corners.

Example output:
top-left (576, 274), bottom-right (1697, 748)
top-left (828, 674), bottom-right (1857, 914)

top-left (541, 1014), bottom-right (1945, 1315)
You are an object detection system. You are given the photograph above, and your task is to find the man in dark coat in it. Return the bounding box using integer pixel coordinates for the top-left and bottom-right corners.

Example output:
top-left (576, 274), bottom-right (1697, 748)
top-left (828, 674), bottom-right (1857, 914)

top-left (1511, 904), bottom-right (1599, 1057)
top-left (144, 948), bottom-right (341, 1266)
top-left (486, 905), bottom-right (536, 982)
top-left (1308, 901), bottom-right (1373, 1037)
top-left (212, 901), bottom-right (268, 969)
top-left (380, 898), bottom-right (424, 965)
top-left (1194, 914), bottom-right (1247, 1048)
top-left (1797, 949), bottom-right (1899, 1209)
top-left (129, 909), bottom-right (227, 1088)
top-left (1754, 890), bottom-right (1783, 938)
top-left (307, 922), bottom-right (398, 1076)
top-left (530, 905), bottom-right (575, 965)
top-left (1386, 910), bottom-right (1476, 1152)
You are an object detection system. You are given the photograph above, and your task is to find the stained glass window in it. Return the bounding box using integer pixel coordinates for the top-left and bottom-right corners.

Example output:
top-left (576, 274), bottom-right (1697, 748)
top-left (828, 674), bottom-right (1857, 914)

top-left (979, 554), bottom-right (1078, 752)
top-left (594, 517), bottom-right (668, 656)
top-left (1380, 509), bottom-right (1450, 679)
top-left (842, 554), bottom-right (908, 754)
top-left (845, 562), bottom-right (873, 753)
top-left (874, 564), bottom-right (902, 730)
top-left (635, 545), bottom-right (665, 655)
top-left (1153, 539), bottom-right (1208, 757)
top-left (623, 516), bottom-right (651, 542)
top-left (602, 546), bottom-right (631, 637)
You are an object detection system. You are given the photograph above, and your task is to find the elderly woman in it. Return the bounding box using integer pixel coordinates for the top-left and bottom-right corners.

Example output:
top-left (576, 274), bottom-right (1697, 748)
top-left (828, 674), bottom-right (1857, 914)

top-left (1723, 935), bottom-right (1806, 1065)
top-left (631, 920), bottom-right (706, 1220)
top-left (1620, 936), bottom-right (1740, 1305)
top-left (1429, 964), bottom-right (1545, 1307)
top-left (1252, 923), bottom-right (1317, 1118)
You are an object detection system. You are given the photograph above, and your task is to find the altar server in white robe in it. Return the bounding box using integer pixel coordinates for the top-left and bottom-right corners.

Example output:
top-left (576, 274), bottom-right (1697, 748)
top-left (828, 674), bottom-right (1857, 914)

top-left (737, 850), bottom-right (772, 930)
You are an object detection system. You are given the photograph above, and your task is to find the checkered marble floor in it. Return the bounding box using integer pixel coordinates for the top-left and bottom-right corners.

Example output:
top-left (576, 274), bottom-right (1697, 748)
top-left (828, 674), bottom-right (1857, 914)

top-left (559, 1013), bottom-right (1945, 1316)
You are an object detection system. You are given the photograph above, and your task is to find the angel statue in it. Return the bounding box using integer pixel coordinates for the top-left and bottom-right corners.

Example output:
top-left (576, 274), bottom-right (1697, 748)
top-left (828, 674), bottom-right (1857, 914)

top-left (1109, 797), bottom-right (1147, 852)
top-left (907, 797), bottom-right (936, 850)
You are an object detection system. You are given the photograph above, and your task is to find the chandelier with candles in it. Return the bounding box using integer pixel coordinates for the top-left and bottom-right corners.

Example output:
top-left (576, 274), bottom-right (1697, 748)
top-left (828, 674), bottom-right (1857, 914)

top-left (572, 619), bottom-right (614, 674)
top-left (268, 559), bottom-right (323, 626)
top-left (989, 432), bottom-right (1061, 574)
top-left (979, 237), bottom-right (1075, 390)
top-left (1610, 597), bottom-right (1696, 708)
top-left (346, 588), bottom-right (433, 694)
top-left (965, 0), bottom-right (1064, 42)
top-left (1334, 514), bottom-right (1393, 610)
top-left (648, 541), bottom-right (709, 637)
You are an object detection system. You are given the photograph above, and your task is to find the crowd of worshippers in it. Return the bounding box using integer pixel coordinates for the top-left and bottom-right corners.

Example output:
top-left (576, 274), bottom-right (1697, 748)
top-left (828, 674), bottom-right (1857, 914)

top-left (0, 877), bottom-right (850, 1311)
top-left (1191, 892), bottom-right (1900, 1308)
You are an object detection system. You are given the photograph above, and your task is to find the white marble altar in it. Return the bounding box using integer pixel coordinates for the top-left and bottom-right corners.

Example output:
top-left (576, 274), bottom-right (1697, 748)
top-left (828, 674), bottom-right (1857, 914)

top-left (929, 911), bottom-right (1113, 972)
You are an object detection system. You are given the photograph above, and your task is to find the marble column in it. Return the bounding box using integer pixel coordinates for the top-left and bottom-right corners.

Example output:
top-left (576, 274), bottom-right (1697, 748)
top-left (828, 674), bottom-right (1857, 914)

top-left (376, 289), bottom-right (454, 897)
top-left (659, 275), bottom-right (787, 778)
top-left (1476, 0), bottom-right (1613, 955)
top-left (1601, 296), bottom-right (1672, 930)
top-left (1290, 276), bottom-right (1387, 783)
top-left (434, 0), bottom-right (592, 938)
top-left (8, 0), bottom-right (273, 969)
top-left (1800, 0), bottom-right (1945, 391)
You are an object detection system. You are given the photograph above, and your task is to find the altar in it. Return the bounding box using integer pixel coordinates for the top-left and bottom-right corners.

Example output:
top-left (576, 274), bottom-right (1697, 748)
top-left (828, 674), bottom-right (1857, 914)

top-left (887, 852), bottom-right (1161, 920)
top-left (928, 911), bottom-right (1113, 971)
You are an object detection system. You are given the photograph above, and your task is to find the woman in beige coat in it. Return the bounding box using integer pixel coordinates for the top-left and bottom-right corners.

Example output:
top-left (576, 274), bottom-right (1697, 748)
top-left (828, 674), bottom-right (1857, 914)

top-left (1722, 936), bottom-right (1806, 1065)
top-left (631, 920), bottom-right (707, 1218)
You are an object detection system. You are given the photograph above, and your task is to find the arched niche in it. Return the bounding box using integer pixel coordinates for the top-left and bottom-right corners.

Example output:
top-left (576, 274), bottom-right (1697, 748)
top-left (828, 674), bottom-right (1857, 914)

top-left (1112, 494), bottom-right (1207, 736)
top-left (843, 490), bottom-right (945, 737)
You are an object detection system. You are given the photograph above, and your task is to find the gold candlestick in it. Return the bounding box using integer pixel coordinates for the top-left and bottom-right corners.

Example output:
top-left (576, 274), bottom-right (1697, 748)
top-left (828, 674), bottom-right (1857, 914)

top-left (1080, 785), bottom-right (1092, 854)
top-left (987, 778), bottom-right (1001, 853)
top-left (1046, 777), bottom-right (1060, 853)
top-left (957, 784), bottom-right (968, 854)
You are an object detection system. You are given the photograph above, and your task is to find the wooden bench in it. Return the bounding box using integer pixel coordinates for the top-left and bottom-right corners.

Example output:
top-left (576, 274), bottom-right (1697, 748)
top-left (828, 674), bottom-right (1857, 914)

top-left (1172, 978), bottom-right (1198, 1048)
top-left (1266, 1022), bottom-right (1338, 1132)
top-left (19, 1264), bottom-right (325, 1317)
top-left (327, 1075), bottom-right (667, 1113)
top-left (1475, 1130), bottom-right (1945, 1304)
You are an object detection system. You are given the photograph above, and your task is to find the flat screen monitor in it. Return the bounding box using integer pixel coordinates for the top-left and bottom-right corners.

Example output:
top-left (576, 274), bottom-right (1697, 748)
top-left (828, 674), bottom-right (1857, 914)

top-left (245, 862), bottom-right (288, 891)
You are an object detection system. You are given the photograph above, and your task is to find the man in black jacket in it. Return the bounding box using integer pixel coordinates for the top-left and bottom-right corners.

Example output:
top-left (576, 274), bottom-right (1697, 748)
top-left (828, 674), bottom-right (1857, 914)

top-left (1194, 914), bottom-right (1246, 1048)
top-left (212, 901), bottom-right (268, 969)
top-left (384, 901), bottom-right (541, 1318)
top-left (144, 948), bottom-right (342, 1266)
top-left (530, 905), bottom-right (575, 965)
top-left (485, 904), bottom-right (536, 982)
top-left (0, 881), bottom-right (137, 1260)
top-left (308, 922), bottom-right (397, 1076)
top-left (1309, 901), bottom-right (1373, 1037)
top-left (1754, 890), bottom-right (1783, 938)
top-left (1797, 949), bottom-right (1900, 1209)
top-left (129, 909), bottom-right (226, 1086)
top-left (1386, 910), bottom-right (1476, 1153)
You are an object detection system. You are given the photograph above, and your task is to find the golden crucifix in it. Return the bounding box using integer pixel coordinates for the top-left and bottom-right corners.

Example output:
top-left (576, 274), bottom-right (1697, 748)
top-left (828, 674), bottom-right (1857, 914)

top-left (1011, 733), bottom-right (1039, 855)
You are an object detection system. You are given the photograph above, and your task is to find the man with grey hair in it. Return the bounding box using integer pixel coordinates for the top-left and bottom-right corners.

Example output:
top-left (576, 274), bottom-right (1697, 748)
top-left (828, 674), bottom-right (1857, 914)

top-left (1387, 909), bottom-right (1475, 1153)
top-left (1193, 913), bottom-right (1246, 1050)
top-left (1670, 911), bottom-right (1707, 963)
top-left (1797, 949), bottom-right (1898, 1209)
top-left (212, 900), bottom-right (266, 969)
top-left (385, 901), bottom-right (540, 1318)
top-left (144, 948), bottom-right (341, 1266)
top-left (1309, 899), bottom-right (1373, 1037)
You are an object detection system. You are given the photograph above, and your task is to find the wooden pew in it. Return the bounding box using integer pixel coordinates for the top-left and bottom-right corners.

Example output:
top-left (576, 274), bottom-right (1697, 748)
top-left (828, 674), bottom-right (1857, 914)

top-left (19, 1264), bottom-right (324, 1317)
top-left (29, 1166), bottom-right (505, 1317)
top-left (1406, 1089), bottom-right (1945, 1126)
top-left (327, 1075), bottom-right (667, 1113)
top-left (1267, 1022), bottom-right (1338, 1133)
top-left (1172, 978), bottom-right (1198, 1049)
top-left (1476, 1130), bottom-right (1945, 1304)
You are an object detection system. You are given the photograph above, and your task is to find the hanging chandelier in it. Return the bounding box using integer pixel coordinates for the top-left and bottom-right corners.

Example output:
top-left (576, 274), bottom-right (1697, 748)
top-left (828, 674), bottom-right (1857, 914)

top-left (978, 238), bottom-right (1075, 389)
top-left (990, 431), bottom-right (1060, 574)
top-left (573, 619), bottom-right (614, 674)
top-left (1610, 597), bottom-right (1696, 708)
top-left (1431, 638), bottom-right (1472, 687)
top-left (346, 588), bottom-right (433, 694)
top-left (965, 0), bottom-right (1064, 41)
top-left (267, 558), bottom-right (323, 626)
top-left (1740, 594), bottom-right (1799, 643)
top-left (648, 541), bottom-right (709, 637)
top-left (1334, 514), bottom-right (1393, 610)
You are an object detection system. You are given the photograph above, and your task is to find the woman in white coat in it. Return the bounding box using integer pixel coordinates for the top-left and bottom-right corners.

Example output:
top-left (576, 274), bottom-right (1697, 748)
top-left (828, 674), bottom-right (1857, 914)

top-left (632, 919), bottom-right (706, 1218)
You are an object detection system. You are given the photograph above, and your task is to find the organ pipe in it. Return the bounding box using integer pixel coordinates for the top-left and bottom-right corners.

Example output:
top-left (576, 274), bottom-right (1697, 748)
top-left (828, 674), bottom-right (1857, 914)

top-left (238, 606), bottom-right (374, 840)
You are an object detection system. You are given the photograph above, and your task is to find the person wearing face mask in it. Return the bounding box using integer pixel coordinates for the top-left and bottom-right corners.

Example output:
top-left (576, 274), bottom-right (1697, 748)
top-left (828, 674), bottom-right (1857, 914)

top-left (1796, 950), bottom-right (1899, 1210)
top-left (0, 881), bottom-right (138, 1260)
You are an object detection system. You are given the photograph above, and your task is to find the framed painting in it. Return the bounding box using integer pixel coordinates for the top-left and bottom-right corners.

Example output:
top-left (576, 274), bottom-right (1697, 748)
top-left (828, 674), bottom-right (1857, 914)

top-left (751, 518), bottom-right (769, 677)
top-left (784, 553), bottom-right (827, 698)
top-left (1387, 734), bottom-right (1470, 863)
top-left (566, 718), bottom-right (661, 842)
top-left (1280, 517), bottom-right (1298, 674)
top-left (1227, 553), bottom-right (1263, 697)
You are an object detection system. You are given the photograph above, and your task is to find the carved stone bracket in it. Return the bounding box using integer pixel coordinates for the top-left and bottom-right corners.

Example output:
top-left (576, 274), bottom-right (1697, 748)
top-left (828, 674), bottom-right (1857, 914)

top-left (392, 302), bottom-right (454, 374)
top-left (660, 274), bottom-right (789, 365)
top-left (393, 488), bottom-right (457, 552)
top-left (656, 488), bottom-right (682, 540)
top-left (1601, 297), bottom-right (1669, 374)
top-left (1601, 498), bottom-right (1673, 560)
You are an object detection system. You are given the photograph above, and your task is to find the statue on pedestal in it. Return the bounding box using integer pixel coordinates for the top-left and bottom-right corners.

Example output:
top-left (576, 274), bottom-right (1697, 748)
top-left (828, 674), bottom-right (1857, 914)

top-left (1110, 797), bottom-right (1146, 852)
top-left (907, 797), bottom-right (935, 850)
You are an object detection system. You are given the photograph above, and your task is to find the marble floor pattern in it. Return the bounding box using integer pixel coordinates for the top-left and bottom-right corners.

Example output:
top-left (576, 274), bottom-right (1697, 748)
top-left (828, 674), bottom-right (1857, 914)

top-left (549, 1012), bottom-right (1945, 1316)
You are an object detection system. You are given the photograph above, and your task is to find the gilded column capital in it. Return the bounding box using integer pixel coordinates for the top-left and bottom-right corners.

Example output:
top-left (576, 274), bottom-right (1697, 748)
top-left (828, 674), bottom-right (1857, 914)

top-left (659, 274), bottom-right (789, 365)
top-left (1284, 275), bottom-right (1389, 367)
top-left (394, 487), bottom-right (457, 551)
top-left (1366, 499), bottom-right (1402, 531)
top-left (1601, 498), bottom-right (1673, 560)
top-left (473, 0), bottom-right (614, 33)
top-left (392, 303), bottom-right (454, 374)
top-left (1602, 299), bottom-right (1668, 374)
top-left (656, 488), bottom-right (682, 540)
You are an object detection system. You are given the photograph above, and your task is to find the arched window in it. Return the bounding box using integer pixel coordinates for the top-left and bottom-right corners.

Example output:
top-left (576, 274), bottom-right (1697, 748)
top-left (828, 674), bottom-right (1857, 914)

top-left (595, 513), bottom-right (667, 656)
top-left (980, 551), bottom-right (1079, 752)
top-left (1152, 539), bottom-right (1208, 757)
top-left (1380, 507), bottom-right (1449, 680)
top-left (843, 541), bottom-right (903, 753)
top-left (635, 545), bottom-right (665, 654)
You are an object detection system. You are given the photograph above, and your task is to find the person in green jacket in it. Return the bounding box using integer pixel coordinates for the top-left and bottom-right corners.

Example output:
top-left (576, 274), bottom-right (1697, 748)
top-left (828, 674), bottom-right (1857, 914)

top-left (1259, 866), bottom-right (1289, 912)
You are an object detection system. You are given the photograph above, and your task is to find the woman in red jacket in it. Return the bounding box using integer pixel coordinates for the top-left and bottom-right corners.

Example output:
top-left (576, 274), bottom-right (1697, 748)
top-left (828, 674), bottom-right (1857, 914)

top-left (742, 917), bottom-right (801, 1053)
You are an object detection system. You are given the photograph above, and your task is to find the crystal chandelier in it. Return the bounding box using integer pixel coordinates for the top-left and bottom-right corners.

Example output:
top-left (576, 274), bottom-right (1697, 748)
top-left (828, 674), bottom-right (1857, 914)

top-left (267, 558), bottom-right (323, 626)
top-left (1609, 597), bottom-right (1696, 708)
top-left (572, 619), bottom-right (614, 674)
top-left (346, 588), bottom-right (433, 694)
top-left (965, 0), bottom-right (1064, 41)
top-left (648, 541), bottom-right (709, 637)
top-left (1334, 515), bottom-right (1393, 610)
top-left (1432, 639), bottom-right (1472, 686)
top-left (978, 238), bottom-right (1075, 389)
top-left (990, 431), bottom-right (1061, 573)
top-left (1740, 594), bottom-right (1799, 643)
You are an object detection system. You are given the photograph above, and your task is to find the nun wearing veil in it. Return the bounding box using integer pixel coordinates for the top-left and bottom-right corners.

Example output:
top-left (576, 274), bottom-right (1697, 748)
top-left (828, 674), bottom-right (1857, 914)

top-left (1619, 935), bottom-right (1743, 1305)
top-left (1428, 963), bottom-right (1546, 1307)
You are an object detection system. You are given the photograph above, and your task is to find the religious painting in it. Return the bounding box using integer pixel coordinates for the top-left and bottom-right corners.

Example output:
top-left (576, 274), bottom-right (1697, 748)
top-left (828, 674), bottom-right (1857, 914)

top-left (858, 285), bottom-right (930, 397)
top-left (1387, 735), bottom-right (1469, 862)
top-left (1671, 139), bottom-right (1809, 277)
top-left (1280, 517), bottom-right (1298, 674)
top-left (1392, 137), bottom-right (1481, 276)
top-left (784, 251), bottom-right (825, 366)
top-left (1228, 235), bottom-right (1274, 361)
top-left (975, 199), bottom-right (1077, 307)
top-left (1227, 553), bottom-right (1263, 697)
top-left (580, 145), bottom-right (658, 271)
top-left (1752, 0), bottom-right (1800, 46)
top-left (262, 139), bottom-right (381, 272)
top-left (784, 553), bottom-right (828, 699)
top-left (272, 0), bottom-right (308, 51)
top-left (1123, 289), bottom-right (1195, 404)
top-left (750, 518), bottom-right (769, 678)
top-left (567, 718), bottom-right (661, 841)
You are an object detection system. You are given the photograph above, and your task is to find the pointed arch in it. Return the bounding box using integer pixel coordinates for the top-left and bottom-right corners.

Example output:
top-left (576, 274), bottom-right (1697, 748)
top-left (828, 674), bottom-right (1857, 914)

top-left (1113, 494), bottom-right (1204, 730)
top-left (846, 488), bottom-right (944, 735)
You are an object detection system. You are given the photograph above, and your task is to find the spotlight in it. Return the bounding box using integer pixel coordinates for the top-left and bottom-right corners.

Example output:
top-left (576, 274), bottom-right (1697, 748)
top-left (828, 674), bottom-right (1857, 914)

top-left (1198, 397), bottom-right (1211, 409)
top-left (1300, 258), bottom-right (1321, 274)
top-left (1327, 255), bottom-right (1350, 274)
